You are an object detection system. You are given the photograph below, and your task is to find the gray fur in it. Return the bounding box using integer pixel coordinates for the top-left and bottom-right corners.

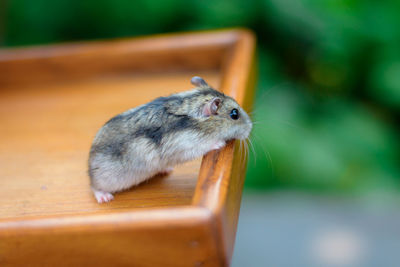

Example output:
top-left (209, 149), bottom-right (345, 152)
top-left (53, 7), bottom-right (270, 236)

top-left (88, 77), bottom-right (252, 202)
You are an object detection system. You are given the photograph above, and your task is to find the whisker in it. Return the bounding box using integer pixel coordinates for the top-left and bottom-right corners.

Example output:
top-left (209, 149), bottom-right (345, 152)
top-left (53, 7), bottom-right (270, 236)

top-left (239, 139), bottom-right (243, 170)
top-left (248, 110), bottom-right (258, 116)
top-left (247, 138), bottom-right (257, 165)
top-left (240, 139), bottom-right (246, 171)
top-left (245, 140), bottom-right (249, 166)
top-left (251, 133), bottom-right (275, 177)
top-left (243, 139), bottom-right (248, 170)
top-left (251, 118), bottom-right (303, 131)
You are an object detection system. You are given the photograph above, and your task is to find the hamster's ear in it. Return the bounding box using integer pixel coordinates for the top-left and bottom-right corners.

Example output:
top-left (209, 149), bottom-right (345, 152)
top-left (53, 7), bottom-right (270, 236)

top-left (202, 97), bottom-right (221, 116)
top-left (191, 76), bottom-right (209, 88)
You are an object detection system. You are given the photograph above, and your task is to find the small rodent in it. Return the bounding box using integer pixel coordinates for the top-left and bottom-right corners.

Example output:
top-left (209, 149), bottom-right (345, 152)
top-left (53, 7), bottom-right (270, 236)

top-left (88, 76), bottom-right (252, 203)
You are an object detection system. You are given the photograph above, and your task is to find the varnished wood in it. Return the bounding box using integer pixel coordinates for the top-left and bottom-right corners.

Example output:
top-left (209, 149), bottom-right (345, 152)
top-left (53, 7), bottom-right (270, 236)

top-left (0, 72), bottom-right (218, 220)
top-left (0, 207), bottom-right (221, 267)
top-left (0, 29), bottom-right (256, 266)
top-left (192, 29), bottom-right (256, 265)
top-left (0, 31), bottom-right (236, 87)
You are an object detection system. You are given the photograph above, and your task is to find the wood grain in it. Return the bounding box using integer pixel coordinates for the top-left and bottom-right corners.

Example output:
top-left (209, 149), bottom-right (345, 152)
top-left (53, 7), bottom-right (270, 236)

top-left (0, 207), bottom-right (222, 267)
top-left (0, 30), bottom-right (236, 87)
top-left (0, 72), bottom-right (219, 220)
top-left (0, 29), bottom-right (256, 267)
top-left (193, 29), bottom-right (256, 266)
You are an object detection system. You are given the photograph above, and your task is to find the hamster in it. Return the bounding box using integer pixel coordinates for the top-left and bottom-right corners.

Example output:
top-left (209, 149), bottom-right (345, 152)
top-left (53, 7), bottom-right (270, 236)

top-left (88, 76), bottom-right (252, 203)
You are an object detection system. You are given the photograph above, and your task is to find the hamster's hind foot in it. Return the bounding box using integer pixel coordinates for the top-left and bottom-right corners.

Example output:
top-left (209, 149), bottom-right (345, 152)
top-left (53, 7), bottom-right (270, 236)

top-left (158, 167), bottom-right (174, 176)
top-left (93, 190), bottom-right (114, 203)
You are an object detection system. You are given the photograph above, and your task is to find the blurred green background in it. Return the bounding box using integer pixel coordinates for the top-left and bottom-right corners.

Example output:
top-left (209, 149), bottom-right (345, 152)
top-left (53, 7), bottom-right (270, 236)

top-left (2, 0), bottom-right (399, 195)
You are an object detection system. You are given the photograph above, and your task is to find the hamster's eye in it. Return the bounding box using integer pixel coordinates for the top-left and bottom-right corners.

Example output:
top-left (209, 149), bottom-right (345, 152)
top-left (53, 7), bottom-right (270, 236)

top-left (230, 108), bottom-right (239, 120)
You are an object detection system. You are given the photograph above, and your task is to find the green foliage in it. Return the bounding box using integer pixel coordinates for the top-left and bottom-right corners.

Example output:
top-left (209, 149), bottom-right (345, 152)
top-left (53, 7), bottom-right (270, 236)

top-left (2, 0), bottom-right (400, 193)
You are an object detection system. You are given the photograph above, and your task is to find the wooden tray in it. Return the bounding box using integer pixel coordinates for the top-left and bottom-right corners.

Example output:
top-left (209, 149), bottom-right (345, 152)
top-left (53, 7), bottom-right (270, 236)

top-left (0, 29), bottom-right (256, 266)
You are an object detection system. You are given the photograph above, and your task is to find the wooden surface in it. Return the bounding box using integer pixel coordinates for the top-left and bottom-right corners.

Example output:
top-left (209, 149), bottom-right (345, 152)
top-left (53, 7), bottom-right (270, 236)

top-left (0, 29), bottom-right (256, 267)
top-left (0, 72), bottom-right (219, 220)
top-left (193, 29), bottom-right (256, 264)
top-left (0, 207), bottom-right (222, 267)
top-left (0, 31), bottom-right (234, 87)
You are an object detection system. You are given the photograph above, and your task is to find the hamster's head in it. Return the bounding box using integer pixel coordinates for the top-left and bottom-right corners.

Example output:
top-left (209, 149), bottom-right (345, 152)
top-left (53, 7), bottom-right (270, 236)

top-left (189, 77), bottom-right (253, 142)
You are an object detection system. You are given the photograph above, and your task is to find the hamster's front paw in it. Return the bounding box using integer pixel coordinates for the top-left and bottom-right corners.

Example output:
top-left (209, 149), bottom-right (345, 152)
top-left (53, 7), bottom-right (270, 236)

top-left (93, 190), bottom-right (114, 203)
top-left (211, 141), bottom-right (226, 151)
